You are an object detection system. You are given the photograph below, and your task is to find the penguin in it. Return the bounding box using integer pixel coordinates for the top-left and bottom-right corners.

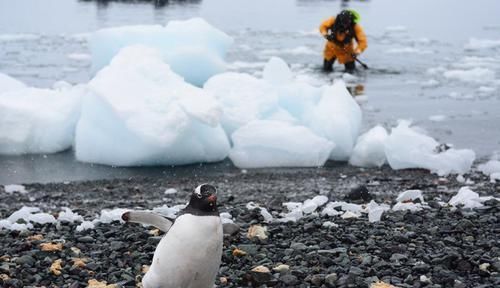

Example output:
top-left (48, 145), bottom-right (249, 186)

top-left (122, 184), bottom-right (223, 288)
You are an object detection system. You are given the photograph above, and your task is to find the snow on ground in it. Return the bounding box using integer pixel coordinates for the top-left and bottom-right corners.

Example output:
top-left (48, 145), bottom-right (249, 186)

top-left (90, 18), bottom-right (233, 86)
top-left (385, 121), bottom-right (475, 176)
top-left (75, 45), bottom-right (230, 166)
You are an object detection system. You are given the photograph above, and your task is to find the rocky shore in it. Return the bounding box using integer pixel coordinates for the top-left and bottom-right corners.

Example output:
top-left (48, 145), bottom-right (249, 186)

top-left (0, 165), bottom-right (499, 287)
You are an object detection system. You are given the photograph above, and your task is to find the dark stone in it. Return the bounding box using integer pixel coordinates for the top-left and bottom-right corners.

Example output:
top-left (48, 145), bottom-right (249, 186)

top-left (222, 223), bottom-right (240, 236)
top-left (345, 185), bottom-right (372, 203)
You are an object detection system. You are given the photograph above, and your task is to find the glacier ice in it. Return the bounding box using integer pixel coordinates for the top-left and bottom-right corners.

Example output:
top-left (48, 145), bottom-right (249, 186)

top-left (75, 46), bottom-right (230, 166)
top-left (90, 18), bottom-right (233, 86)
top-left (385, 121), bottom-right (475, 175)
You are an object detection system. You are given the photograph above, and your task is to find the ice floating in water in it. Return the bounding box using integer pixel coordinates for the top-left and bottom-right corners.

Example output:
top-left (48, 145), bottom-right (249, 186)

top-left (0, 82), bottom-right (83, 155)
top-left (448, 187), bottom-right (493, 209)
top-left (385, 120), bottom-right (475, 176)
top-left (429, 115), bottom-right (446, 122)
top-left (349, 125), bottom-right (388, 168)
top-left (443, 68), bottom-right (495, 84)
top-left (90, 18), bottom-right (233, 86)
top-left (75, 45), bottom-right (230, 166)
top-left (229, 120), bottom-right (335, 168)
top-left (464, 38), bottom-right (500, 50)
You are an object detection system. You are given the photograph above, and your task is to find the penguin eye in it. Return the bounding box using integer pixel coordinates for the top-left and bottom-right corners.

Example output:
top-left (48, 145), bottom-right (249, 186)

top-left (196, 193), bottom-right (202, 199)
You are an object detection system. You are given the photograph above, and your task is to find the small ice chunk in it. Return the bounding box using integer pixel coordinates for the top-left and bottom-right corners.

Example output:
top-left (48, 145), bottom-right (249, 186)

top-left (341, 211), bottom-right (360, 219)
top-left (164, 188), bottom-right (177, 195)
top-left (464, 38), bottom-right (500, 50)
top-left (349, 125), bottom-right (388, 167)
top-left (429, 115), bottom-right (446, 122)
top-left (443, 68), bottom-right (495, 83)
top-left (448, 187), bottom-right (492, 209)
top-left (260, 208), bottom-right (273, 223)
top-left (76, 221), bottom-right (95, 232)
top-left (456, 175), bottom-right (465, 183)
top-left (396, 190), bottom-right (424, 203)
top-left (7, 206), bottom-right (40, 223)
top-left (98, 208), bottom-right (129, 223)
top-left (301, 200), bottom-right (318, 214)
top-left (4, 184), bottom-right (27, 194)
top-left (321, 202), bottom-right (342, 216)
top-left (58, 208), bottom-right (84, 223)
top-left (385, 120), bottom-right (475, 175)
top-left (29, 213), bottom-right (57, 224)
top-left (220, 212), bottom-right (234, 224)
top-left (311, 195), bottom-right (329, 207)
top-left (246, 202), bottom-right (259, 210)
top-left (392, 202), bottom-right (424, 212)
top-left (322, 221), bottom-right (338, 228)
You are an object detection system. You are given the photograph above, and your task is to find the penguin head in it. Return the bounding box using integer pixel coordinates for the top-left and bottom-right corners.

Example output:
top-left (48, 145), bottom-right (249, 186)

top-left (187, 184), bottom-right (218, 214)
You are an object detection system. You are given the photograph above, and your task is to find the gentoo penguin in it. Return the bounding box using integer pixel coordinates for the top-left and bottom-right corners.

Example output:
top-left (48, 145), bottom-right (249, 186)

top-left (123, 184), bottom-right (223, 288)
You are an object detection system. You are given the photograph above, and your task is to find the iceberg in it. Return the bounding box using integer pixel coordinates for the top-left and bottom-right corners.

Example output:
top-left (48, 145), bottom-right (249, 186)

top-left (305, 80), bottom-right (362, 160)
top-left (385, 121), bottom-right (475, 175)
top-left (349, 125), bottom-right (388, 167)
top-left (0, 83), bottom-right (83, 155)
top-left (75, 45), bottom-right (230, 166)
top-left (229, 120), bottom-right (334, 168)
top-left (90, 18), bottom-right (233, 86)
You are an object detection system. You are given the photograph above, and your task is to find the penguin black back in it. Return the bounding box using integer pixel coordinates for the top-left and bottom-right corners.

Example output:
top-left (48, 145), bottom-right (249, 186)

top-left (180, 184), bottom-right (219, 216)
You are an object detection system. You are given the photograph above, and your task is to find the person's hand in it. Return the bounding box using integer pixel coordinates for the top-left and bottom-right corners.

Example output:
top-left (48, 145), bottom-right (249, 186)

top-left (353, 48), bottom-right (362, 56)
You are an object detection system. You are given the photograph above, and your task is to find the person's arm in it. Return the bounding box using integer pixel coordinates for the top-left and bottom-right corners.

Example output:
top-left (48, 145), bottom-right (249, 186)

top-left (319, 17), bottom-right (335, 37)
top-left (354, 24), bottom-right (368, 54)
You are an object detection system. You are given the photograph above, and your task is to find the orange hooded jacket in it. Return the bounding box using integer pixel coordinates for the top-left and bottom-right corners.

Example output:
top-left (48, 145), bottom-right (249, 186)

top-left (319, 16), bottom-right (367, 64)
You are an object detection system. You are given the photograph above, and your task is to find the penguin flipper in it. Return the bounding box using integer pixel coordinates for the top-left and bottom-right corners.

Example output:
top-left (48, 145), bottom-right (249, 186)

top-left (122, 211), bottom-right (173, 232)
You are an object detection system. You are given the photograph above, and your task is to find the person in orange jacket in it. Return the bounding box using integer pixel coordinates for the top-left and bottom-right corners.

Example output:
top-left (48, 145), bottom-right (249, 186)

top-left (319, 10), bottom-right (367, 72)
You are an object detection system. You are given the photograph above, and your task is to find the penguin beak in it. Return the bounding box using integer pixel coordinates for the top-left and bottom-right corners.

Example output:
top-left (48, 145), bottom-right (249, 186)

top-left (207, 194), bottom-right (217, 204)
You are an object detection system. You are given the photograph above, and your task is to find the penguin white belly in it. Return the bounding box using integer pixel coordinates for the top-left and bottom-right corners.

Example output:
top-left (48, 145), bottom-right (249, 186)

top-left (143, 214), bottom-right (223, 288)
